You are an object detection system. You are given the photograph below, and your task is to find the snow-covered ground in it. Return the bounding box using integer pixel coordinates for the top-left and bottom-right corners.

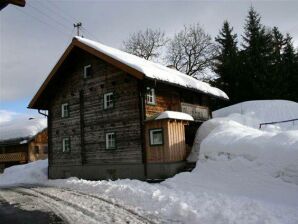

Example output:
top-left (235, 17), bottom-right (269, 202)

top-left (1, 100), bottom-right (298, 223)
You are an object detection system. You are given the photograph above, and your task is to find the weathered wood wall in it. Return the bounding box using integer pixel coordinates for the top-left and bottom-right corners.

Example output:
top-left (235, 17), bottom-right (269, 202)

top-left (144, 81), bottom-right (210, 119)
top-left (28, 129), bottom-right (48, 162)
top-left (48, 48), bottom-right (143, 167)
top-left (145, 120), bottom-right (187, 163)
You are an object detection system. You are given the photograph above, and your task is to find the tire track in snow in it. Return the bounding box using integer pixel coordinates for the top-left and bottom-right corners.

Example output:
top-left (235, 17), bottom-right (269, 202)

top-left (15, 187), bottom-right (159, 224)
top-left (57, 187), bottom-right (160, 224)
top-left (11, 188), bottom-right (98, 224)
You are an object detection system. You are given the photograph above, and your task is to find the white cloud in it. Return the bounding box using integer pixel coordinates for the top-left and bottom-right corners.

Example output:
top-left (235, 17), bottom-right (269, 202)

top-left (0, 110), bottom-right (47, 140)
top-left (0, 110), bottom-right (18, 124)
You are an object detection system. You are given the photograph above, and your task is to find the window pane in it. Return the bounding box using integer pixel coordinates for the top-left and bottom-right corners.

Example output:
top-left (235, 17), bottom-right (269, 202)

top-left (84, 65), bottom-right (91, 78)
top-left (63, 138), bottom-right (70, 152)
top-left (146, 88), bottom-right (155, 105)
top-left (150, 129), bottom-right (163, 145)
top-left (62, 104), bottom-right (69, 117)
top-left (106, 132), bottom-right (115, 149)
top-left (104, 93), bottom-right (114, 109)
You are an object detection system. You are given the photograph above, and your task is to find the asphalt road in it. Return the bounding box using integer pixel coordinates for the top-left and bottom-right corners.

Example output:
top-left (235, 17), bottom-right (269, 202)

top-left (0, 187), bottom-right (160, 224)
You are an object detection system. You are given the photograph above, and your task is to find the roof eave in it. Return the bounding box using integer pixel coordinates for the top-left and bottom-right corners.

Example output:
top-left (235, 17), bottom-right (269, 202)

top-left (144, 76), bottom-right (229, 100)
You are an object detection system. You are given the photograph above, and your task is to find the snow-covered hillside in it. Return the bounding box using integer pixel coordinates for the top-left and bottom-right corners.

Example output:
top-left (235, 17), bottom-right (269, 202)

top-left (1, 100), bottom-right (298, 223)
top-left (0, 110), bottom-right (47, 140)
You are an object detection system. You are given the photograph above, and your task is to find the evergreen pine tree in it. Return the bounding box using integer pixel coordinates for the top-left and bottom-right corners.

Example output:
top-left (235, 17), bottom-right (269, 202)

top-left (213, 21), bottom-right (239, 105)
top-left (281, 33), bottom-right (298, 101)
top-left (241, 7), bottom-right (273, 100)
top-left (270, 26), bottom-right (285, 98)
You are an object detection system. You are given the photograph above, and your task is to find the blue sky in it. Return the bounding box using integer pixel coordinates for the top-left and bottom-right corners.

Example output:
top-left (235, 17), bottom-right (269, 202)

top-left (0, 98), bottom-right (38, 115)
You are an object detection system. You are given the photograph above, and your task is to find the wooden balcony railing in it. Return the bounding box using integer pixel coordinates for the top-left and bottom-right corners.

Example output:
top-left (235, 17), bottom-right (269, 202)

top-left (181, 102), bottom-right (210, 121)
top-left (0, 152), bottom-right (27, 163)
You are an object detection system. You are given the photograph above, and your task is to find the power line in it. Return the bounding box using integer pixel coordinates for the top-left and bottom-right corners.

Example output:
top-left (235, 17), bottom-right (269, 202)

top-left (26, 0), bottom-right (100, 41)
top-left (45, 0), bottom-right (100, 40)
top-left (38, 1), bottom-right (76, 26)
top-left (27, 2), bottom-right (70, 31)
top-left (15, 7), bottom-right (70, 38)
top-left (48, 0), bottom-right (79, 25)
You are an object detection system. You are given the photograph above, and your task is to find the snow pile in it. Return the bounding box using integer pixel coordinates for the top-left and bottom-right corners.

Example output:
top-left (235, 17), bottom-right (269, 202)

top-left (188, 100), bottom-right (298, 162)
top-left (155, 111), bottom-right (194, 121)
top-left (0, 110), bottom-right (47, 140)
top-left (213, 100), bottom-right (298, 130)
top-left (0, 159), bottom-right (48, 187)
top-left (75, 36), bottom-right (228, 100)
top-left (1, 157), bottom-right (298, 223)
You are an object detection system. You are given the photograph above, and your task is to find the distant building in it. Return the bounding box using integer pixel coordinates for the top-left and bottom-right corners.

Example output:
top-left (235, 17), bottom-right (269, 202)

top-left (28, 37), bottom-right (228, 180)
top-left (0, 0), bottom-right (25, 11)
top-left (0, 129), bottom-right (48, 172)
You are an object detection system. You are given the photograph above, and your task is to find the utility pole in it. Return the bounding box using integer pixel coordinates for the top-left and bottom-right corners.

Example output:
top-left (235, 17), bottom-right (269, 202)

top-left (74, 22), bottom-right (82, 36)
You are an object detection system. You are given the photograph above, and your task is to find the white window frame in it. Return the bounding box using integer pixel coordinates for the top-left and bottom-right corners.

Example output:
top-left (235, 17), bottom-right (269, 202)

top-left (146, 87), bottom-right (156, 105)
top-left (106, 132), bottom-right (116, 150)
top-left (62, 137), bottom-right (71, 152)
top-left (104, 92), bottom-right (114, 109)
top-left (61, 103), bottom-right (69, 118)
top-left (83, 64), bottom-right (92, 78)
top-left (149, 128), bottom-right (163, 146)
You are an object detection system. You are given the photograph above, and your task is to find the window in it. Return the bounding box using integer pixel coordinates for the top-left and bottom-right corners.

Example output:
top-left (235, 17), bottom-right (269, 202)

top-left (62, 138), bottom-right (71, 152)
top-left (149, 129), bottom-right (163, 146)
top-left (106, 132), bottom-right (116, 149)
top-left (61, 103), bottom-right (69, 118)
top-left (146, 87), bottom-right (156, 105)
top-left (43, 146), bottom-right (48, 154)
top-left (34, 146), bottom-right (39, 154)
top-left (83, 64), bottom-right (92, 78)
top-left (104, 92), bottom-right (114, 109)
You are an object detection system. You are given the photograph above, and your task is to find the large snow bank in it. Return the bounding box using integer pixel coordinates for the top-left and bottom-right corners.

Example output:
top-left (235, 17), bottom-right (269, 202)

top-left (188, 100), bottom-right (298, 162)
top-left (1, 157), bottom-right (297, 223)
top-left (0, 110), bottom-right (47, 140)
top-left (213, 100), bottom-right (298, 130)
top-left (75, 36), bottom-right (228, 100)
top-left (0, 159), bottom-right (48, 187)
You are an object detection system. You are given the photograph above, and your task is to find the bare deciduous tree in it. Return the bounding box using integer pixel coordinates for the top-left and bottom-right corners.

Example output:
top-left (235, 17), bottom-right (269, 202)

top-left (166, 24), bottom-right (217, 81)
top-left (123, 28), bottom-right (168, 61)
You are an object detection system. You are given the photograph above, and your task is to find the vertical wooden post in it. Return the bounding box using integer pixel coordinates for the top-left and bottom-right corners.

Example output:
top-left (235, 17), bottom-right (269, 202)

top-left (79, 90), bottom-right (86, 164)
top-left (47, 110), bottom-right (52, 177)
top-left (138, 81), bottom-right (147, 179)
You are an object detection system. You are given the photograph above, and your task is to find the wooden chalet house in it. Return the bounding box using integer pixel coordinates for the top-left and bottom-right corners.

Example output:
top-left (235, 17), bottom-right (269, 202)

top-left (28, 37), bottom-right (228, 180)
top-left (0, 129), bottom-right (48, 173)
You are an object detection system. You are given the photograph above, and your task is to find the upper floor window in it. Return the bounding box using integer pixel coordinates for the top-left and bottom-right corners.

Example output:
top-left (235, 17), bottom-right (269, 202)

top-left (62, 137), bottom-right (71, 152)
top-left (61, 103), bottom-right (69, 118)
top-left (146, 87), bottom-right (156, 105)
top-left (104, 92), bottom-right (114, 109)
top-left (83, 64), bottom-right (92, 79)
top-left (106, 132), bottom-right (116, 150)
top-left (149, 128), bottom-right (163, 146)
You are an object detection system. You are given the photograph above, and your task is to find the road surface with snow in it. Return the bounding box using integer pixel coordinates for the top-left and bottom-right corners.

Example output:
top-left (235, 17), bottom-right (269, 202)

top-left (0, 186), bottom-right (160, 224)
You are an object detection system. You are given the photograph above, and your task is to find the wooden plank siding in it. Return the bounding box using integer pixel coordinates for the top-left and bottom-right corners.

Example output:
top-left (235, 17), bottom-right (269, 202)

top-left (144, 81), bottom-right (210, 119)
top-left (48, 48), bottom-right (143, 166)
top-left (145, 120), bottom-right (187, 163)
top-left (28, 129), bottom-right (48, 162)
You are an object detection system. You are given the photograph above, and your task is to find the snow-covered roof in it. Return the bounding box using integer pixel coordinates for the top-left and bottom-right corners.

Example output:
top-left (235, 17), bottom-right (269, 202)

top-left (75, 37), bottom-right (228, 100)
top-left (148, 111), bottom-right (194, 121)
